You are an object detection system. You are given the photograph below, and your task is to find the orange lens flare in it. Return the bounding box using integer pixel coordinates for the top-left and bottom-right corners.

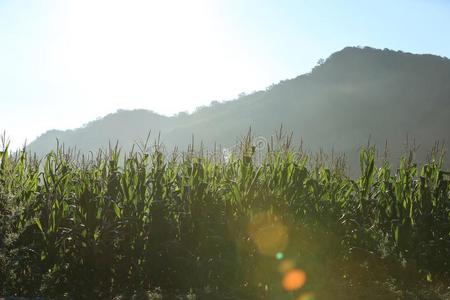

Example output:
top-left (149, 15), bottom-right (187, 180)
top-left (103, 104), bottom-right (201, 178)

top-left (282, 269), bottom-right (306, 291)
top-left (254, 223), bottom-right (288, 256)
top-left (248, 212), bottom-right (288, 256)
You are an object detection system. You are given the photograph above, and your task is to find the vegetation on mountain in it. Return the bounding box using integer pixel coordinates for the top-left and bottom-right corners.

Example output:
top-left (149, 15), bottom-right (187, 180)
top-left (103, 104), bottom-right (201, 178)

top-left (29, 47), bottom-right (450, 170)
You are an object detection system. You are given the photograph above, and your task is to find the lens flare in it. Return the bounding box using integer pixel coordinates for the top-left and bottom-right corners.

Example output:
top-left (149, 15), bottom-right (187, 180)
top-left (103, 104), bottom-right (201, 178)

top-left (253, 223), bottom-right (288, 256)
top-left (276, 252), bottom-right (284, 260)
top-left (298, 292), bottom-right (315, 300)
top-left (248, 212), bottom-right (288, 256)
top-left (278, 259), bottom-right (295, 273)
top-left (282, 269), bottom-right (306, 291)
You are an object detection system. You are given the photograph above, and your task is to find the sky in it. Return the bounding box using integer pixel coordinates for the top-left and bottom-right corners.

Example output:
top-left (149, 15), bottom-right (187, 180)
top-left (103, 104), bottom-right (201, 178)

top-left (1, 0), bottom-right (450, 149)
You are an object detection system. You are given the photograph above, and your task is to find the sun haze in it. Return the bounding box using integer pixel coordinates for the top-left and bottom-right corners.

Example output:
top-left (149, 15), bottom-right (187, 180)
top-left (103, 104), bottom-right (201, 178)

top-left (1, 0), bottom-right (449, 149)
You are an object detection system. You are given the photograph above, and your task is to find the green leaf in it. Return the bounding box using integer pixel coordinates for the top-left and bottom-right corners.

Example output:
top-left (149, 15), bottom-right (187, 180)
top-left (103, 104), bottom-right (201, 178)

top-left (113, 203), bottom-right (122, 218)
top-left (35, 218), bottom-right (44, 233)
top-left (394, 226), bottom-right (399, 243)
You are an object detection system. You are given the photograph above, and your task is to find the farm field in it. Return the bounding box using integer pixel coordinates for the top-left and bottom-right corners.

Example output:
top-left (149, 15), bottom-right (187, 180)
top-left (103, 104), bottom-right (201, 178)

top-left (2, 1), bottom-right (450, 299)
top-left (1, 137), bottom-right (449, 299)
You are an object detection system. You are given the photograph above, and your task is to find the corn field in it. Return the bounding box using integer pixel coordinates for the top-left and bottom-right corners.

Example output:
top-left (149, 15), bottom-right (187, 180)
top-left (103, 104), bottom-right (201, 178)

top-left (0, 136), bottom-right (449, 299)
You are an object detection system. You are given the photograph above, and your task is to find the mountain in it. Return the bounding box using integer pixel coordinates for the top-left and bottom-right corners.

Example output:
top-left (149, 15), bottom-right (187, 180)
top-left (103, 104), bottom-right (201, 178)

top-left (29, 46), bottom-right (450, 168)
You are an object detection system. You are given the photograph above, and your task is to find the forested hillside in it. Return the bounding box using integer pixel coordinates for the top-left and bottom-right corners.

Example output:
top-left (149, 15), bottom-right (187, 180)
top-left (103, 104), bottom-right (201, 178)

top-left (29, 46), bottom-right (450, 168)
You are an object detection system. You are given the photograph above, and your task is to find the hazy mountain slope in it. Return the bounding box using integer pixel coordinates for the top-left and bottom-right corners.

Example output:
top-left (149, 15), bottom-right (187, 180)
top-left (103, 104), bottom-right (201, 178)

top-left (29, 46), bottom-right (450, 165)
top-left (30, 109), bottom-right (176, 155)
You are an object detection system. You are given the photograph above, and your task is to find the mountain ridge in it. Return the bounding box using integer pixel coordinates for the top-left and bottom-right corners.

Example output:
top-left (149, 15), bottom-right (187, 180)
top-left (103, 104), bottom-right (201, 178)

top-left (29, 46), bottom-right (450, 167)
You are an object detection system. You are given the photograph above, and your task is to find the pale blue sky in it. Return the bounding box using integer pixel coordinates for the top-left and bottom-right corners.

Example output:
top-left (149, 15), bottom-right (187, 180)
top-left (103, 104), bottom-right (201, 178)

top-left (1, 0), bottom-right (449, 149)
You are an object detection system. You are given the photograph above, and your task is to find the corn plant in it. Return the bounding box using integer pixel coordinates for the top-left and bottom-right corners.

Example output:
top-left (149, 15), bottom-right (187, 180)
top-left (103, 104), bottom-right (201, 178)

top-left (0, 137), bottom-right (448, 299)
